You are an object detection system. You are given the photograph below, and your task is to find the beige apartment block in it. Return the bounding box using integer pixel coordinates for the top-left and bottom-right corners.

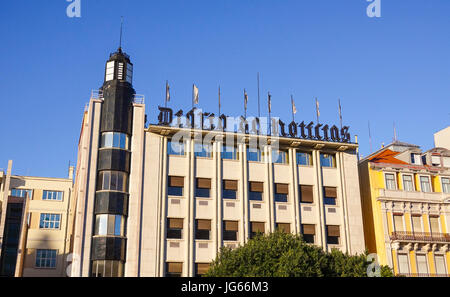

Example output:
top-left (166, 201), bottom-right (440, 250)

top-left (0, 161), bottom-right (74, 277)
top-left (435, 127), bottom-right (450, 151)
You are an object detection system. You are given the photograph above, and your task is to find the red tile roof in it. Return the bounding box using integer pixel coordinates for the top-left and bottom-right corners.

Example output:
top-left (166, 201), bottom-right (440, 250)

top-left (368, 149), bottom-right (409, 165)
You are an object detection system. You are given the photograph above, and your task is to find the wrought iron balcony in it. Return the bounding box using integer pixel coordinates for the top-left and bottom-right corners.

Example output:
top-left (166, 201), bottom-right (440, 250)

top-left (390, 231), bottom-right (450, 243)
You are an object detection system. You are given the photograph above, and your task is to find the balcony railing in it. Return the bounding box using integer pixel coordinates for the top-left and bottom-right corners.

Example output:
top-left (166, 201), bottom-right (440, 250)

top-left (390, 231), bottom-right (450, 243)
top-left (397, 273), bottom-right (450, 278)
top-left (91, 90), bottom-right (145, 104)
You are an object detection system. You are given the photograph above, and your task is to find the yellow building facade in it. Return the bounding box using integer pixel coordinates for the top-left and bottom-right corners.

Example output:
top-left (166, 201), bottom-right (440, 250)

top-left (359, 141), bottom-right (450, 277)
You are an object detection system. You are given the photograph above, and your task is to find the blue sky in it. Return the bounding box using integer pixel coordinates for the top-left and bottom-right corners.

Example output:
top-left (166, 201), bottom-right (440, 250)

top-left (1, 0), bottom-right (449, 177)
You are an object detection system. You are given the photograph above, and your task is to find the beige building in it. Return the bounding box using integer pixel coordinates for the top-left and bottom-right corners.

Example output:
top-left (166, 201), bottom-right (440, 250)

top-left (435, 127), bottom-right (450, 151)
top-left (0, 160), bottom-right (75, 277)
top-left (70, 47), bottom-right (366, 277)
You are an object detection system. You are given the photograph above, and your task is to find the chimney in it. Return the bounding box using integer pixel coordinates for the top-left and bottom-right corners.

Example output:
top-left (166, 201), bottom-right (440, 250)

top-left (68, 166), bottom-right (75, 181)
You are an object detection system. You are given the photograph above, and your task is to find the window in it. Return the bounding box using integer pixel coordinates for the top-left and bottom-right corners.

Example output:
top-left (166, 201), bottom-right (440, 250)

top-left (297, 152), bottom-right (312, 166)
top-left (168, 140), bottom-right (185, 156)
top-left (196, 178), bottom-right (211, 198)
top-left (435, 255), bottom-right (447, 275)
top-left (223, 221), bottom-right (238, 241)
top-left (299, 185), bottom-right (314, 204)
top-left (429, 216), bottom-right (440, 234)
top-left (97, 171), bottom-right (128, 192)
top-left (326, 225), bottom-right (340, 245)
top-left (393, 215), bottom-right (404, 232)
top-left (221, 145), bottom-right (238, 160)
top-left (100, 132), bottom-right (130, 150)
top-left (416, 254), bottom-right (428, 275)
top-left (91, 260), bottom-right (124, 277)
top-left (276, 223), bottom-right (290, 233)
top-left (126, 63), bottom-right (133, 84)
top-left (402, 175), bottom-right (414, 192)
top-left (411, 154), bottom-right (422, 165)
top-left (223, 180), bottom-right (238, 199)
top-left (442, 178), bottom-right (450, 194)
top-left (432, 155), bottom-right (441, 167)
top-left (272, 150), bottom-right (288, 164)
top-left (250, 222), bottom-right (265, 239)
top-left (167, 218), bottom-right (183, 239)
top-left (412, 215), bottom-right (422, 233)
top-left (385, 173), bottom-right (397, 190)
top-left (323, 187), bottom-right (337, 206)
top-left (274, 183), bottom-right (289, 203)
top-left (195, 263), bottom-right (210, 277)
top-left (302, 224), bottom-right (315, 243)
top-left (195, 220), bottom-right (211, 240)
top-left (35, 250), bottom-right (57, 269)
top-left (320, 153), bottom-right (335, 168)
top-left (39, 214), bottom-right (61, 229)
top-left (420, 176), bottom-right (432, 193)
top-left (166, 262), bottom-right (183, 277)
top-left (249, 182), bottom-right (264, 201)
top-left (398, 254), bottom-right (410, 275)
top-left (105, 61), bottom-right (115, 81)
top-left (444, 157), bottom-right (450, 168)
top-left (168, 176), bottom-right (184, 196)
top-left (94, 214), bottom-right (125, 236)
top-left (247, 148), bottom-right (263, 162)
top-left (42, 191), bottom-right (63, 201)
top-left (11, 189), bottom-right (32, 199)
top-left (194, 143), bottom-right (212, 158)
top-left (117, 63), bottom-right (124, 80)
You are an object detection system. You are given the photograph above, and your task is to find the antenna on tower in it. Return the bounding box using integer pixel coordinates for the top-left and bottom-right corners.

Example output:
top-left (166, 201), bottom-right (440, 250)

top-left (119, 16), bottom-right (124, 50)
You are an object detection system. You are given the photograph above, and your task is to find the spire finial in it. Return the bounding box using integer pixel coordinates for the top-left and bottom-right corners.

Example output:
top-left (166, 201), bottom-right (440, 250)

top-left (119, 16), bottom-right (124, 51)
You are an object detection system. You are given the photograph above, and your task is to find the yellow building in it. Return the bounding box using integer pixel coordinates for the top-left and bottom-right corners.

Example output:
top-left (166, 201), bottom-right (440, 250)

top-left (359, 140), bottom-right (450, 277)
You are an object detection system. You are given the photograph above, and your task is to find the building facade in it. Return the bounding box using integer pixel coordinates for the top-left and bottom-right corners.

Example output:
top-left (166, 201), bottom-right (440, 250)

top-left (0, 161), bottom-right (75, 277)
top-left (70, 47), bottom-right (366, 277)
top-left (359, 138), bottom-right (450, 277)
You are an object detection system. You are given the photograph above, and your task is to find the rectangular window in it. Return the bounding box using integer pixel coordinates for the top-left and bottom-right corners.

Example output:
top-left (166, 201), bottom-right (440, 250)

top-left (302, 224), bottom-right (315, 243)
top-left (326, 225), bottom-right (340, 245)
top-left (196, 178), bottom-right (211, 198)
top-left (274, 183), bottom-right (289, 203)
top-left (299, 185), bottom-right (314, 203)
top-left (35, 249), bottom-right (57, 269)
top-left (97, 171), bottom-right (128, 192)
top-left (105, 61), bottom-right (115, 81)
top-left (435, 255), bottom-right (447, 275)
top-left (195, 263), bottom-right (210, 277)
top-left (168, 140), bottom-right (185, 156)
top-left (223, 221), bottom-right (238, 241)
top-left (272, 150), bottom-right (288, 164)
top-left (385, 173), bottom-right (397, 190)
top-left (42, 191), bottom-right (63, 201)
top-left (223, 180), bottom-right (238, 199)
top-left (166, 262), bottom-right (182, 277)
top-left (250, 222), bottom-right (265, 239)
top-left (39, 214), bottom-right (61, 230)
top-left (431, 155), bottom-right (441, 167)
top-left (320, 153), bottom-right (335, 168)
top-left (398, 254), bottom-right (410, 274)
top-left (443, 157), bottom-right (450, 168)
top-left (168, 176), bottom-right (184, 196)
top-left (442, 178), bottom-right (450, 194)
top-left (167, 218), bottom-right (183, 239)
top-left (11, 189), bottom-right (33, 199)
top-left (276, 223), bottom-right (290, 233)
top-left (412, 215), bottom-right (422, 233)
top-left (95, 214), bottom-right (124, 236)
top-left (296, 152), bottom-right (312, 166)
top-left (221, 146), bottom-right (238, 160)
top-left (323, 187), bottom-right (337, 205)
top-left (416, 254), bottom-right (428, 275)
top-left (194, 143), bottom-right (212, 158)
top-left (402, 175), bottom-right (414, 192)
top-left (393, 215), bottom-right (404, 232)
top-left (420, 176), bottom-right (432, 193)
top-left (429, 216), bottom-right (440, 234)
top-left (126, 63), bottom-right (133, 84)
top-left (195, 219), bottom-right (211, 240)
top-left (249, 182), bottom-right (264, 201)
top-left (247, 148), bottom-right (263, 162)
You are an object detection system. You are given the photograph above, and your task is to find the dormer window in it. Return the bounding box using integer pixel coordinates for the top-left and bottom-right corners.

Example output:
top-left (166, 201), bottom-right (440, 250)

top-left (431, 155), bottom-right (441, 167)
top-left (411, 153), bottom-right (422, 165)
top-left (105, 61), bottom-right (115, 81)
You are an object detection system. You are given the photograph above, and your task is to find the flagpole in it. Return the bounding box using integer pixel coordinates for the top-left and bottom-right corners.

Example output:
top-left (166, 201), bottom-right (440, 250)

top-left (257, 73), bottom-right (261, 118)
top-left (315, 97), bottom-right (320, 124)
top-left (291, 95), bottom-right (295, 123)
top-left (165, 80), bottom-right (168, 108)
top-left (218, 85), bottom-right (221, 116)
top-left (268, 92), bottom-right (272, 136)
top-left (244, 89), bottom-right (247, 119)
top-left (339, 98), bottom-right (343, 130)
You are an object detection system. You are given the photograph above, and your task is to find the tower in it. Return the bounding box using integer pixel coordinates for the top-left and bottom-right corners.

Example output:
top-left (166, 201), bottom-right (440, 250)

top-left (90, 47), bottom-right (134, 277)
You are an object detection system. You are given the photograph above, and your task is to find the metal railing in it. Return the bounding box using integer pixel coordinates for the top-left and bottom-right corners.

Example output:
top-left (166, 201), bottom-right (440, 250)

top-left (90, 90), bottom-right (145, 104)
top-left (390, 231), bottom-right (450, 243)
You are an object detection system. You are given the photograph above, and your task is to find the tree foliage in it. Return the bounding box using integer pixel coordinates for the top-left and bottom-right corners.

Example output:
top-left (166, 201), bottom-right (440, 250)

top-left (204, 231), bottom-right (393, 277)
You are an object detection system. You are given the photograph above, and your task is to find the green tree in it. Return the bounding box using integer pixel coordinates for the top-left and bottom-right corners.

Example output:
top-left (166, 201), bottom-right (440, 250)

top-left (204, 231), bottom-right (393, 277)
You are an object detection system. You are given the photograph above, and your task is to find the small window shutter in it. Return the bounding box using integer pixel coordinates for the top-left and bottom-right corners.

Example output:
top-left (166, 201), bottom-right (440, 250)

top-left (168, 218), bottom-right (183, 229)
top-left (252, 222), bottom-right (265, 233)
top-left (197, 220), bottom-right (211, 230)
top-left (302, 224), bottom-right (315, 235)
top-left (324, 187), bottom-right (337, 198)
top-left (223, 180), bottom-right (238, 191)
top-left (224, 221), bottom-right (239, 231)
top-left (276, 184), bottom-right (289, 194)
top-left (167, 262), bottom-right (183, 273)
top-left (196, 263), bottom-right (210, 275)
top-left (250, 182), bottom-right (264, 192)
top-left (169, 176), bottom-right (184, 187)
top-left (197, 178), bottom-right (212, 189)
top-left (327, 225), bottom-right (340, 237)
top-left (300, 185), bottom-right (314, 203)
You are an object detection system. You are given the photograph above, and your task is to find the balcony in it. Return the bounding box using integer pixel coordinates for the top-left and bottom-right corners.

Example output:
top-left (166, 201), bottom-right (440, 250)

top-left (378, 189), bottom-right (450, 203)
top-left (90, 90), bottom-right (145, 104)
top-left (390, 231), bottom-right (450, 244)
top-left (397, 273), bottom-right (450, 278)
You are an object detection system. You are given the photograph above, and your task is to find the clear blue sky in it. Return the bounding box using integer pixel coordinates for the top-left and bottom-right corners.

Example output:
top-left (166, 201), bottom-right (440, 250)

top-left (1, 0), bottom-right (449, 177)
